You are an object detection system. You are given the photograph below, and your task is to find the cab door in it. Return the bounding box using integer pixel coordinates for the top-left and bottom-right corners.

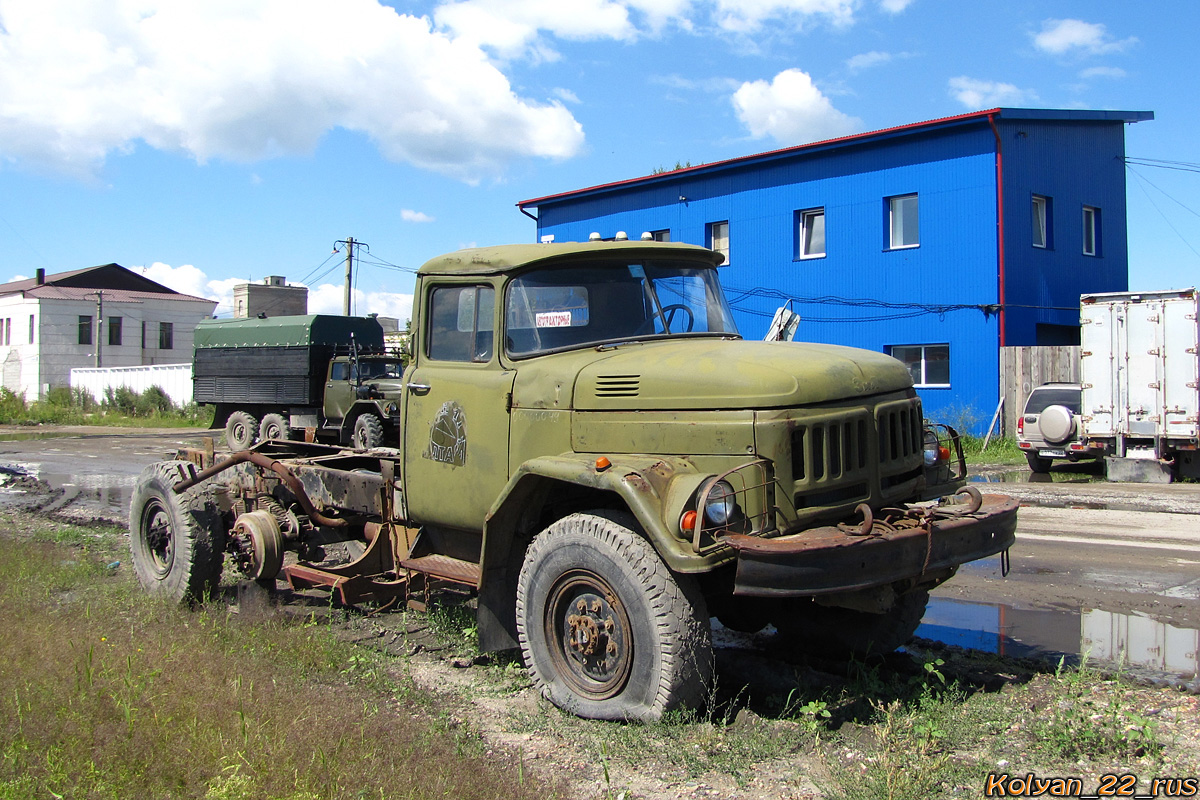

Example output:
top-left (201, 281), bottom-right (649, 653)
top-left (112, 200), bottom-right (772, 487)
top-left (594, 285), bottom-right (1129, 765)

top-left (403, 282), bottom-right (514, 531)
top-left (323, 360), bottom-right (354, 423)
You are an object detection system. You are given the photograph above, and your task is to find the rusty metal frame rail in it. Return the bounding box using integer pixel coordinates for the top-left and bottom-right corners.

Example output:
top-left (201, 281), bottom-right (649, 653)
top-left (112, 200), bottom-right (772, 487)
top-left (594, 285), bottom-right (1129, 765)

top-left (172, 449), bottom-right (347, 528)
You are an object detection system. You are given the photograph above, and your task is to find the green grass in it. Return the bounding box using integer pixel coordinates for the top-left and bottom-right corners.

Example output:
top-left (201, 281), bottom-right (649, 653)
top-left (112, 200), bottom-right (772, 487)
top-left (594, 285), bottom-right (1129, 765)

top-left (959, 433), bottom-right (1024, 465)
top-left (0, 385), bottom-right (213, 428)
top-left (0, 520), bottom-right (558, 800)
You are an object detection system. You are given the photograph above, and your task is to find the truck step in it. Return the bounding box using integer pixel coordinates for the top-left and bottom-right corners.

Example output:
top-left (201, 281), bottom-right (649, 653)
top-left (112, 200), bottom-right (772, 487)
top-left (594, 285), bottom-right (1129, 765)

top-left (399, 554), bottom-right (481, 587)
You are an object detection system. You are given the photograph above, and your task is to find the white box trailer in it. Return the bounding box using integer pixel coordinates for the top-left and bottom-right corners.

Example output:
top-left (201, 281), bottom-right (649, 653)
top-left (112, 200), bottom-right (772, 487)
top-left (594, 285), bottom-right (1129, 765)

top-left (1079, 288), bottom-right (1200, 482)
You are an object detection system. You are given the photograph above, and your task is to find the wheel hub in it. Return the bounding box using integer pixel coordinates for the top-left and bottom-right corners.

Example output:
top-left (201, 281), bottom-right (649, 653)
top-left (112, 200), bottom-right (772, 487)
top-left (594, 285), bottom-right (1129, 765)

top-left (142, 500), bottom-right (174, 577)
top-left (545, 571), bottom-right (632, 699)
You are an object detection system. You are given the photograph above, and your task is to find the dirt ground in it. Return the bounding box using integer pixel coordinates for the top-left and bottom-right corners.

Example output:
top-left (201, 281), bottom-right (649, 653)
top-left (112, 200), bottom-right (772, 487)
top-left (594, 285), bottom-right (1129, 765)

top-left (3, 431), bottom-right (1199, 799)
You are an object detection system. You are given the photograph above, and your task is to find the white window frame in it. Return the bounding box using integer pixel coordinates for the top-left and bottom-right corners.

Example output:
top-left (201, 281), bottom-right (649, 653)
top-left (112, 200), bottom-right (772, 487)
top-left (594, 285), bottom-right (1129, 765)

top-left (887, 343), bottom-right (950, 388)
top-left (1082, 206), bottom-right (1099, 256)
top-left (708, 221), bottom-right (729, 263)
top-left (798, 207), bottom-right (826, 259)
top-left (887, 194), bottom-right (919, 249)
top-left (1032, 195), bottom-right (1048, 248)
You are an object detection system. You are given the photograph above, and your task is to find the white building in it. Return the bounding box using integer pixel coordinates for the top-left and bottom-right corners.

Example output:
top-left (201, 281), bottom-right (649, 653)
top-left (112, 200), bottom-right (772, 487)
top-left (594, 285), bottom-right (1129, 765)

top-left (0, 263), bottom-right (217, 400)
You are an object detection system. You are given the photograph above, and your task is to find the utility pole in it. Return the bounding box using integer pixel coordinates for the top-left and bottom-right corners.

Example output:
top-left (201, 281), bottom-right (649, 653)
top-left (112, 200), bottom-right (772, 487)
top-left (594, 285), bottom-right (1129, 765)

top-left (95, 290), bottom-right (103, 368)
top-left (336, 237), bottom-right (368, 316)
top-left (343, 236), bottom-right (354, 316)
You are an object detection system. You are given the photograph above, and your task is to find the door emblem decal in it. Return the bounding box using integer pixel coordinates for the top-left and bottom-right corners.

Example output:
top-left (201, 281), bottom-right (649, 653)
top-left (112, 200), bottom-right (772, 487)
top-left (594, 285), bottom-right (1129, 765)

top-left (426, 401), bottom-right (467, 466)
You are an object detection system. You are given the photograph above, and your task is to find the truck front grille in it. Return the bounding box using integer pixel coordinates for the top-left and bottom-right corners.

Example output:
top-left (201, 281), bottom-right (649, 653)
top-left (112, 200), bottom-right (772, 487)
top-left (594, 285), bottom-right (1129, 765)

top-left (788, 397), bottom-right (923, 511)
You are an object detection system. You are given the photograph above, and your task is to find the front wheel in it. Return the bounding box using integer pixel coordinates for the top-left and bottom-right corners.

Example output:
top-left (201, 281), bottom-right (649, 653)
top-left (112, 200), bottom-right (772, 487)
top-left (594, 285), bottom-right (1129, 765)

top-left (516, 511), bottom-right (712, 721)
top-left (129, 461), bottom-right (226, 603)
top-left (351, 414), bottom-right (385, 449)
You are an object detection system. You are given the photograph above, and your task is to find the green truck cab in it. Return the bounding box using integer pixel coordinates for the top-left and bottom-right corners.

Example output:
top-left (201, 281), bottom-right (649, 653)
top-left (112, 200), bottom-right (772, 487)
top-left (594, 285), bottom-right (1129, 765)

top-left (192, 314), bottom-right (406, 450)
top-left (134, 241), bottom-right (1016, 721)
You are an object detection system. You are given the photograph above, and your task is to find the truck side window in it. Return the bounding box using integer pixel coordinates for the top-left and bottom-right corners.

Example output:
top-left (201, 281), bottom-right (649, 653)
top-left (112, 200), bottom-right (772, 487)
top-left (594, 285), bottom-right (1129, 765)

top-left (427, 285), bottom-right (495, 363)
top-left (330, 362), bottom-right (349, 381)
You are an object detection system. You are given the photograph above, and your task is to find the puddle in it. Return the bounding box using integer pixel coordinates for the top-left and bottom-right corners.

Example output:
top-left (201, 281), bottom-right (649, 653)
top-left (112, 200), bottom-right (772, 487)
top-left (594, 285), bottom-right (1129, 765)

top-left (970, 468), bottom-right (1105, 485)
top-left (918, 597), bottom-right (1200, 686)
top-left (0, 463), bottom-right (134, 521)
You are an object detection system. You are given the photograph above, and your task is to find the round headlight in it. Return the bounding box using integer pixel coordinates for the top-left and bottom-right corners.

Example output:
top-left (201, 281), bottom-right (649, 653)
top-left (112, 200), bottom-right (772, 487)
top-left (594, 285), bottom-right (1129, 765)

top-left (703, 480), bottom-right (737, 526)
top-left (923, 430), bottom-right (940, 466)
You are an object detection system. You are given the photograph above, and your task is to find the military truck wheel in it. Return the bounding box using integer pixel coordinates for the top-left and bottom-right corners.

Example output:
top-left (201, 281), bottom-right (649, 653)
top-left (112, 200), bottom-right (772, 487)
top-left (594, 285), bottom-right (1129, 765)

top-left (516, 510), bottom-right (712, 721)
top-left (772, 589), bottom-right (930, 660)
top-left (1025, 452), bottom-right (1053, 473)
top-left (226, 411), bottom-right (258, 451)
top-left (258, 412), bottom-right (290, 442)
top-left (129, 461), bottom-right (226, 604)
top-left (351, 414), bottom-right (385, 449)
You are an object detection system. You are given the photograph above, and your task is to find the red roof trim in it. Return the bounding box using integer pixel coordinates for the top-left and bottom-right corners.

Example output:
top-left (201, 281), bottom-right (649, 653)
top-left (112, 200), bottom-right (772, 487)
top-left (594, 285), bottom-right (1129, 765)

top-left (516, 107), bottom-right (1153, 209)
top-left (517, 109), bottom-right (1003, 208)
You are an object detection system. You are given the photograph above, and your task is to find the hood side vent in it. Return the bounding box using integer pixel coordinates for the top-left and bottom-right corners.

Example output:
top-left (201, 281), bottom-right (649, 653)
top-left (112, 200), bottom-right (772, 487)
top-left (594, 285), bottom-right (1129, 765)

top-left (595, 374), bottom-right (641, 398)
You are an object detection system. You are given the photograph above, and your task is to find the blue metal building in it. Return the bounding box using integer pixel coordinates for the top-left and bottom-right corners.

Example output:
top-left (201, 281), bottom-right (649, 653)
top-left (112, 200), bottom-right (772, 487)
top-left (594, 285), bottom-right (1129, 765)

top-left (517, 108), bottom-right (1153, 432)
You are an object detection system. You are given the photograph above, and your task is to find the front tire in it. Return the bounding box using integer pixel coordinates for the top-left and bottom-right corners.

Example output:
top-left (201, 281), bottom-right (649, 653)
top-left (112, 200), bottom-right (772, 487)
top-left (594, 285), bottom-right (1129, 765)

top-left (226, 410), bottom-right (258, 452)
top-left (772, 589), bottom-right (930, 660)
top-left (129, 461), bottom-right (226, 603)
top-left (516, 511), bottom-right (712, 721)
top-left (351, 414), bottom-right (385, 449)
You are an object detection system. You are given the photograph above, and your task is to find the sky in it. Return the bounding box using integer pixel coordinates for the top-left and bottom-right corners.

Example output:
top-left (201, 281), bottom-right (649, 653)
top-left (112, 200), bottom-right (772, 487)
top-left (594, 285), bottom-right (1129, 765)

top-left (1, 0), bottom-right (1197, 322)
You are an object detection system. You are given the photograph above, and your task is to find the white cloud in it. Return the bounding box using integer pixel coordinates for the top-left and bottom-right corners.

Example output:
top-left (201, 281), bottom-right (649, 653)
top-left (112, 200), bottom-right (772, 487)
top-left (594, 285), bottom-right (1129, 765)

top-left (878, 0), bottom-right (913, 12)
top-left (947, 77), bottom-right (1037, 109)
top-left (133, 262), bottom-right (239, 313)
top-left (1032, 19), bottom-right (1137, 56)
top-left (713, 0), bottom-right (857, 33)
top-left (0, 1), bottom-right (584, 181)
top-left (846, 50), bottom-right (892, 72)
top-left (1079, 66), bottom-right (1127, 80)
top-left (308, 283), bottom-right (413, 323)
top-left (732, 69), bottom-right (860, 144)
top-left (552, 87), bottom-right (582, 104)
top-left (400, 209), bottom-right (435, 223)
top-left (434, 0), bottom-right (636, 59)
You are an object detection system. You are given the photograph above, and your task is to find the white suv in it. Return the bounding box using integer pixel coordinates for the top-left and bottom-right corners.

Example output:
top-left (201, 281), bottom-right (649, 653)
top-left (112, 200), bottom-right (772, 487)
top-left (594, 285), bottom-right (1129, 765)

top-left (1017, 383), bottom-right (1101, 473)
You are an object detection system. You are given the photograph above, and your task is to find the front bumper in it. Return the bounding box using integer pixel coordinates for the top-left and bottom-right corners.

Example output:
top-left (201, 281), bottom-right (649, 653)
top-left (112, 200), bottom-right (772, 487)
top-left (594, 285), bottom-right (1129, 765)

top-left (720, 492), bottom-right (1017, 597)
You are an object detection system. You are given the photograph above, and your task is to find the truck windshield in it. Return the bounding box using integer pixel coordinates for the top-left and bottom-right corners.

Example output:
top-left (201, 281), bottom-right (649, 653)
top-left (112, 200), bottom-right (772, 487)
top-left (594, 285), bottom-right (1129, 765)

top-left (356, 360), bottom-right (405, 380)
top-left (505, 259), bottom-right (740, 357)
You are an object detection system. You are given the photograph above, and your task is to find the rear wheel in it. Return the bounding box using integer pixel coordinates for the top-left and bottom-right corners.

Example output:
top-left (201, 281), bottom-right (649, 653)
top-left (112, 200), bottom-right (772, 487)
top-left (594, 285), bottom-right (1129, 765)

top-left (129, 461), bottom-right (226, 603)
top-left (772, 589), bottom-right (930, 660)
top-left (516, 511), bottom-right (712, 721)
top-left (258, 412), bottom-right (290, 442)
top-left (226, 410), bottom-right (258, 451)
top-left (351, 414), bottom-right (385, 449)
top-left (1025, 452), bottom-right (1053, 473)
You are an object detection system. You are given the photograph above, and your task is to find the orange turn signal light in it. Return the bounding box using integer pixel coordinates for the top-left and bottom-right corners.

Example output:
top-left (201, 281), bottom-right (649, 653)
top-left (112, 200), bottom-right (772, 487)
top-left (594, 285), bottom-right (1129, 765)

top-left (938, 446), bottom-right (951, 461)
top-left (680, 510), bottom-right (698, 533)
top-left (595, 456), bottom-right (611, 471)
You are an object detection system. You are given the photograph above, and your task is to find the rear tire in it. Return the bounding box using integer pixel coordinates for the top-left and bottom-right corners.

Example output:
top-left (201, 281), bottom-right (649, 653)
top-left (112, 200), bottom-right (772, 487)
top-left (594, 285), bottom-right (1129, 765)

top-left (351, 414), bottom-right (385, 449)
top-left (129, 461), bottom-right (226, 603)
top-left (516, 510), bottom-right (712, 721)
top-left (1025, 452), bottom-right (1053, 473)
top-left (258, 412), bottom-right (290, 442)
top-left (772, 589), bottom-right (930, 660)
top-left (226, 410), bottom-right (258, 452)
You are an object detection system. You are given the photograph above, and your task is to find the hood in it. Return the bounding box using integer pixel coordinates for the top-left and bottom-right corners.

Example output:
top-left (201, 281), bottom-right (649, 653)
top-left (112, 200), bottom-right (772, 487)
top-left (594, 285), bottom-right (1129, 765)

top-left (572, 339), bottom-right (913, 410)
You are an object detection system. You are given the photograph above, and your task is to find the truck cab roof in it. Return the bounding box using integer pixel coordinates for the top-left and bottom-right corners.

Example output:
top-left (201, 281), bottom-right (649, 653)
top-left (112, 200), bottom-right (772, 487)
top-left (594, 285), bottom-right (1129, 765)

top-left (417, 241), bottom-right (725, 277)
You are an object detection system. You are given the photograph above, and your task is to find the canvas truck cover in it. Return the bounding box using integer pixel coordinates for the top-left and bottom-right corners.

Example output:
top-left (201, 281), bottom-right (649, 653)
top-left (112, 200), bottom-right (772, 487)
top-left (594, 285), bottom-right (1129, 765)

top-left (193, 315), bottom-right (385, 407)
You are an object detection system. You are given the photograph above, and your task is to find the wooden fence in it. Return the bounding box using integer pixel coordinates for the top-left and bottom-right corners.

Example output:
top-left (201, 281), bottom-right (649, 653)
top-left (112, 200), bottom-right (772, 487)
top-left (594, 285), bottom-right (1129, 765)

top-left (996, 346), bottom-right (1080, 437)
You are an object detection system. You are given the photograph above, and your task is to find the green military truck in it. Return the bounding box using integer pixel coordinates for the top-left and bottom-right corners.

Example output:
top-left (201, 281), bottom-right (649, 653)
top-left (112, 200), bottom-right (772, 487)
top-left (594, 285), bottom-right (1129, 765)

top-left (135, 241), bottom-right (1016, 721)
top-left (193, 314), bottom-right (406, 451)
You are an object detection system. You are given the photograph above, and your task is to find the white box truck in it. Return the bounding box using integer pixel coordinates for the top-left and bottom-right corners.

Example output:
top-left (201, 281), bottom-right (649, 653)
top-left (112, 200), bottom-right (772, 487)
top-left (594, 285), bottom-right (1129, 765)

top-left (1079, 288), bottom-right (1200, 483)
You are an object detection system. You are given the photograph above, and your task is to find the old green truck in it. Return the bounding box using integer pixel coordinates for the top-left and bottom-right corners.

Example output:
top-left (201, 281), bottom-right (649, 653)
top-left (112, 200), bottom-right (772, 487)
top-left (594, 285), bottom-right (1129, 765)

top-left (133, 240), bottom-right (1017, 721)
top-left (193, 315), bottom-right (406, 451)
